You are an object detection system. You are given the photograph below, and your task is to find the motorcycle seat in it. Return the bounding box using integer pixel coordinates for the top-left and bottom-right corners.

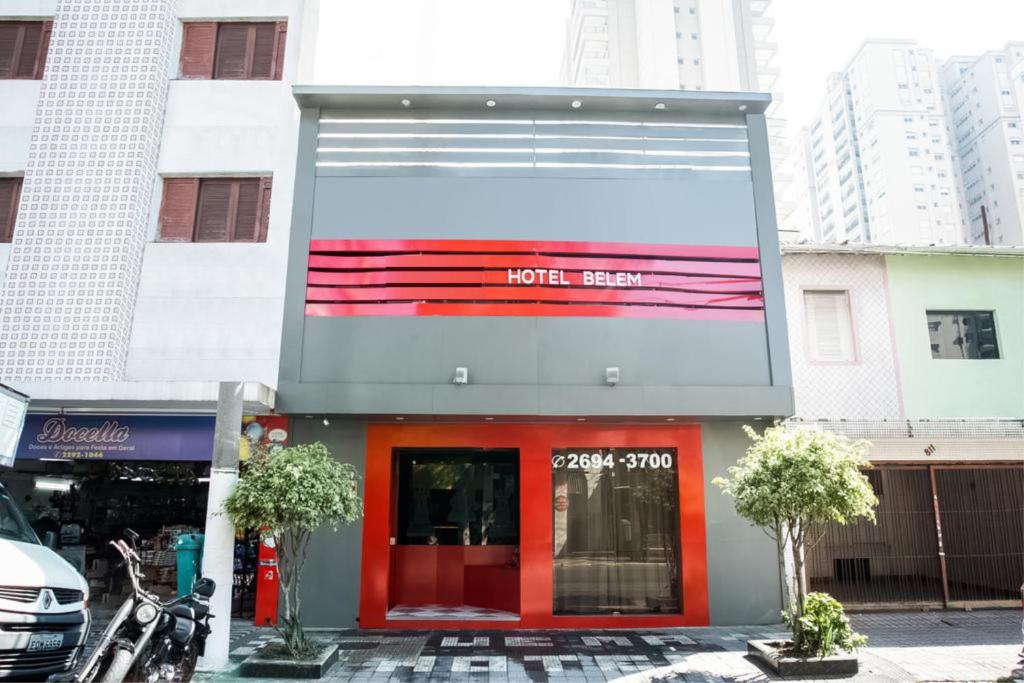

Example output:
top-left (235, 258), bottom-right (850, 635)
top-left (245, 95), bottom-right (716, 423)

top-left (169, 601), bottom-right (209, 620)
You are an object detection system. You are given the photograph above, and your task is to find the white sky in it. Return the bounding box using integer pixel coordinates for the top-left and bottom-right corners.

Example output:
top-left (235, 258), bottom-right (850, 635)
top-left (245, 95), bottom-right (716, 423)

top-left (314, 0), bottom-right (1024, 132)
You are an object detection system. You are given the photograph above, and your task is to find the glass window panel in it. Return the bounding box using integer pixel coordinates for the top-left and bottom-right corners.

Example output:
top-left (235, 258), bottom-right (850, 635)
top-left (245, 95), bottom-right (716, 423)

top-left (396, 449), bottom-right (519, 546)
top-left (552, 448), bottom-right (681, 615)
top-left (926, 310), bottom-right (1000, 359)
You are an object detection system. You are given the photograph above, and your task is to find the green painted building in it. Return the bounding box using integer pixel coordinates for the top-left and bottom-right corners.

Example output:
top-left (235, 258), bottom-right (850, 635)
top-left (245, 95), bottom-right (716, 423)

top-left (782, 244), bottom-right (1023, 610)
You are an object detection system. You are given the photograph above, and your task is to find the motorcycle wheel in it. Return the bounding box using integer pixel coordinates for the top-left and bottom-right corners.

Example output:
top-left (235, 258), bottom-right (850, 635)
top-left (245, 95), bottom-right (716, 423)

top-left (98, 647), bottom-right (135, 683)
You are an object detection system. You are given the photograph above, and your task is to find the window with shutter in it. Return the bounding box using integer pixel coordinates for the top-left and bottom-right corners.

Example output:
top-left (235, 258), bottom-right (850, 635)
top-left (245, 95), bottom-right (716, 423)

top-left (0, 177), bottom-right (23, 243)
top-left (183, 21), bottom-right (287, 80)
top-left (158, 177), bottom-right (270, 242)
top-left (0, 21), bottom-right (49, 80)
top-left (803, 290), bottom-right (856, 363)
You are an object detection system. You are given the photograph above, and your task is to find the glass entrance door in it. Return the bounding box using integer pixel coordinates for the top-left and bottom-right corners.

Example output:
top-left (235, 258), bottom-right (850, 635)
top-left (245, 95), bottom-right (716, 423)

top-left (389, 448), bottom-right (520, 620)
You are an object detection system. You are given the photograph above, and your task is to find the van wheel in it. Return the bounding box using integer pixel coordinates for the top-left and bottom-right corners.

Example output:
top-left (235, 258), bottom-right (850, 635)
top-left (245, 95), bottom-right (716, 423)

top-left (98, 647), bottom-right (134, 683)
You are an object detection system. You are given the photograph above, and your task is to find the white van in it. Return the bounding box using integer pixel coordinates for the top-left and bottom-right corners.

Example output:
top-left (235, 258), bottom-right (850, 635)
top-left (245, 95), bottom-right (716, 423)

top-left (0, 482), bottom-right (90, 680)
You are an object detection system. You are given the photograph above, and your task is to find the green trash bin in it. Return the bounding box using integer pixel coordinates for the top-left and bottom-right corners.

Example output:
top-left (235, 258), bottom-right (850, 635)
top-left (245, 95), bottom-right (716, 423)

top-left (175, 532), bottom-right (204, 597)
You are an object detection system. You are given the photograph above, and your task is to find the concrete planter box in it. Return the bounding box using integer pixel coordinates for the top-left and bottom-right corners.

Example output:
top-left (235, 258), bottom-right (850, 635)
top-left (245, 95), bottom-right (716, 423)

top-left (747, 639), bottom-right (858, 677)
top-left (239, 643), bottom-right (339, 679)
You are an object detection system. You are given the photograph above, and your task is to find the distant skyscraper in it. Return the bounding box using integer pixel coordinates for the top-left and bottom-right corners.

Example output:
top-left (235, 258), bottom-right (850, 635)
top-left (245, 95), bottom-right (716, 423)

top-left (562, 0), bottom-right (791, 226)
top-left (786, 40), bottom-right (965, 245)
top-left (941, 43), bottom-right (1024, 246)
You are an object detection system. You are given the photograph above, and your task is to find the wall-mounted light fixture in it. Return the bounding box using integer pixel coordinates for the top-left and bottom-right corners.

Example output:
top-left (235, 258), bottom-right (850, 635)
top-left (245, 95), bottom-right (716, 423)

top-left (605, 367), bottom-right (620, 386)
top-left (453, 367), bottom-right (469, 385)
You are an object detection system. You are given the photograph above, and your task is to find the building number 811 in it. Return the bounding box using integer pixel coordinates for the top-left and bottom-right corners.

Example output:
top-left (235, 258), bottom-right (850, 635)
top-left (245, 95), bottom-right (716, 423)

top-left (553, 452), bottom-right (674, 470)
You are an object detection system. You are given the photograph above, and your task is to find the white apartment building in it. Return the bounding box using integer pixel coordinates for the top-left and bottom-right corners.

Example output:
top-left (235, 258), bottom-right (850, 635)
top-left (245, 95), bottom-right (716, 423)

top-left (0, 0), bottom-right (320, 411)
top-left (788, 40), bottom-right (965, 245)
top-left (941, 43), bottom-right (1024, 246)
top-left (562, 0), bottom-right (791, 221)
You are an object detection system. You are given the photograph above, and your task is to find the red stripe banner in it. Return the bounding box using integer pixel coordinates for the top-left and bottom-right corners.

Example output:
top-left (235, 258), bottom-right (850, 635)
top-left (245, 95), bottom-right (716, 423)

top-left (305, 239), bottom-right (764, 321)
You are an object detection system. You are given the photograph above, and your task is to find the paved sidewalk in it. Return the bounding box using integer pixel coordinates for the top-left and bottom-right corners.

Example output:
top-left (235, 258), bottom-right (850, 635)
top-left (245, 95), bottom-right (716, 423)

top-left (206, 609), bottom-right (1023, 682)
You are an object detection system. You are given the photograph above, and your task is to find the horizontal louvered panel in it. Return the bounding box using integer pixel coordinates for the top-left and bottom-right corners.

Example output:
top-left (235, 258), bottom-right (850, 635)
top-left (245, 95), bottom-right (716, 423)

top-left (306, 302), bottom-right (765, 321)
top-left (315, 116), bottom-right (750, 177)
top-left (307, 285), bottom-right (762, 308)
top-left (305, 239), bottom-right (763, 321)
top-left (308, 269), bottom-right (761, 293)
top-left (308, 253), bottom-right (760, 278)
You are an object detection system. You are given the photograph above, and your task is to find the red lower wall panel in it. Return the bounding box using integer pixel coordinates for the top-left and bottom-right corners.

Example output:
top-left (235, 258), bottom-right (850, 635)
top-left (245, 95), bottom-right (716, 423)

top-left (391, 545), bottom-right (518, 610)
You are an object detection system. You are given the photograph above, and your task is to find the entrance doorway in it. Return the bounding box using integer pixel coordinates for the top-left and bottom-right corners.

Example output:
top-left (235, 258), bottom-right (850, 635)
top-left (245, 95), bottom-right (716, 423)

top-left (388, 448), bottom-right (520, 621)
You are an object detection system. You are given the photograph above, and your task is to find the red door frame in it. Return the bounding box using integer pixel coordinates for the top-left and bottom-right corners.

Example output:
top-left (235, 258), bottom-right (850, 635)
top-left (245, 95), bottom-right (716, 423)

top-left (359, 423), bottom-right (709, 629)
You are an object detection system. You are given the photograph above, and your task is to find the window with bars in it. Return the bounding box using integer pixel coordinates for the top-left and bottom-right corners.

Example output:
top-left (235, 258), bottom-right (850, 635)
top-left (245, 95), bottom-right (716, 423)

top-left (0, 177), bottom-right (23, 243)
top-left (157, 177), bottom-right (271, 243)
top-left (178, 21), bottom-right (287, 80)
top-left (0, 21), bottom-right (52, 80)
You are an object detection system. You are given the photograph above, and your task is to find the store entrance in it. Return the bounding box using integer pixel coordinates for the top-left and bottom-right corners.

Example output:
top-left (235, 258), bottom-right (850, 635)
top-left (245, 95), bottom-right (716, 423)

top-left (388, 448), bottom-right (520, 621)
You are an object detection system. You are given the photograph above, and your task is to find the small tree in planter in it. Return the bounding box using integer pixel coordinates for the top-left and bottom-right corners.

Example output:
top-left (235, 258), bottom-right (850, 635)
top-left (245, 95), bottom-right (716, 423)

top-left (225, 442), bottom-right (361, 659)
top-left (713, 425), bottom-right (876, 656)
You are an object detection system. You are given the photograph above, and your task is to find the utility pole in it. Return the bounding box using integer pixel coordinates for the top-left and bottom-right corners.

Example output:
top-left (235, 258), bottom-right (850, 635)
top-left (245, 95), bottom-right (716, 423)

top-left (198, 381), bottom-right (243, 671)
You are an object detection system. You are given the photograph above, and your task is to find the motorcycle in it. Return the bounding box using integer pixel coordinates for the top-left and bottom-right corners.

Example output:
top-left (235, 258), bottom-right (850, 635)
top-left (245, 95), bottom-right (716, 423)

top-left (74, 530), bottom-right (216, 683)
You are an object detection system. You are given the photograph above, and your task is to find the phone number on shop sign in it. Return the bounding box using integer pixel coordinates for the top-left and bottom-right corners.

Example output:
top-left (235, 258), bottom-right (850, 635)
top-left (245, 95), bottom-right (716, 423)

top-left (551, 452), bottom-right (673, 470)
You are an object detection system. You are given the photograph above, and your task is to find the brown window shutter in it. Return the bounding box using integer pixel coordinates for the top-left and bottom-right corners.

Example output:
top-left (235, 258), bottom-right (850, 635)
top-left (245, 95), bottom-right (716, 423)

top-left (195, 180), bottom-right (235, 241)
top-left (0, 23), bottom-right (24, 79)
top-left (34, 21), bottom-right (51, 79)
top-left (0, 178), bottom-right (22, 243)
top-left (273, 22), bottom-right (287, 80)
top-left (158, 178), bottom-right (199, 242)
top-left (179, 22), bottom-right (217, 79)
top-left (231, 179), bottom-right (261, 241)
top-left (13, 23), bottom-right (42, 79)
top-left (214, 23), bottom-right (250, 79)
top-left (257, 177), bottom-right (272, 241)
top-left (250, 24), bottom-right (276, 79)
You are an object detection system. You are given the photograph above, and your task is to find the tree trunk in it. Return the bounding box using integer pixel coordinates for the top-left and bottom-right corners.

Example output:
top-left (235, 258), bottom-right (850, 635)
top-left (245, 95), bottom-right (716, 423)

top-left (790, 528), bottom-right (808, 651)
top-left (774, 521), bottom-right (793, 616)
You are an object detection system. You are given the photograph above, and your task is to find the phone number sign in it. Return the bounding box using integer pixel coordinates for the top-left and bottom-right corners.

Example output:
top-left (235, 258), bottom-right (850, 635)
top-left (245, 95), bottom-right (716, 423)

top-left (551, 448), bottom-right (677, 471)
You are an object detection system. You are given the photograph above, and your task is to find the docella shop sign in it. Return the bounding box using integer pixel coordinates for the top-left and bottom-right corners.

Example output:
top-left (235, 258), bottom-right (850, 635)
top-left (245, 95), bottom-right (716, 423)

top-left (305, 239), bottom-right (765, 321)
top-left (16, 415), bottom-right (215, 461)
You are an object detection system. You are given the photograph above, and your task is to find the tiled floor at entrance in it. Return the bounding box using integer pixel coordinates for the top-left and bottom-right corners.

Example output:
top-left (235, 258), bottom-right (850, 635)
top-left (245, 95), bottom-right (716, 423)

top-left (386, 604), bottom-right (520, 621)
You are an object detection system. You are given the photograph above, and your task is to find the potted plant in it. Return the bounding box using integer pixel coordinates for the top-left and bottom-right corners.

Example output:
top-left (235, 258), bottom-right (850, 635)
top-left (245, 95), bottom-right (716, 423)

top-left (713, 425), bottom-right (877, 676)
top-left (225, 442), bottom-right (362, 678)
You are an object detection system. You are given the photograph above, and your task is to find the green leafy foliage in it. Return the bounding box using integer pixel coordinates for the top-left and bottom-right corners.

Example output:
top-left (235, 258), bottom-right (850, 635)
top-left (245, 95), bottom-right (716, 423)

top-left (784, 592), bottom-right (867, 657)
top-left (713, 425), bottom-right (877, 652)
top-left (713, 426), bottom-right (877, 533)
top-left (224, 442), bottom-right (361, 534)
top-left (225, 442), bottom-right (362, 659)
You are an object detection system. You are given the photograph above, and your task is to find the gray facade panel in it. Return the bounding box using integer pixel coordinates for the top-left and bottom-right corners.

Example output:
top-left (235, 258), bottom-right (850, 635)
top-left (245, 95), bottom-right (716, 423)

top-left (702, 420), bottom-right (782, 624)
top-left (310, 176), bottom-right (757, 247)
top-left (299, 317), bottom-right (769, 387)
top-left (292, 418), bottom-right (366, 628)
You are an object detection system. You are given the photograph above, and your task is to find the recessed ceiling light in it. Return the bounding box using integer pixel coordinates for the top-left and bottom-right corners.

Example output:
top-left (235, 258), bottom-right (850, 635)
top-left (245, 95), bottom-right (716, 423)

top-left (666, 417), bottom-right (676, 422)
top-left (485, 99), bottom-right (497, 108)
top-left (401, 99), bottom-right (411, 107)
top-left (570, 99), bottom-right (583, 109)
top-left (395, 416), bottom-right (405, 421)
top-left (576, 417), bottom-right (586, 422)
top-left (738, 104), bottom-right (748, 112)
top-left (654, 102), bottom-right (666, 110)
top-left (484, 416), bottom-right (494, 421)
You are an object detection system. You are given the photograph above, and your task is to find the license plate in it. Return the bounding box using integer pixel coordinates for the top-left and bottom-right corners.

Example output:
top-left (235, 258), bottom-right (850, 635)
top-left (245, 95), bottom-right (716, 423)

top-left (27, 633), bottom-right (63, 652)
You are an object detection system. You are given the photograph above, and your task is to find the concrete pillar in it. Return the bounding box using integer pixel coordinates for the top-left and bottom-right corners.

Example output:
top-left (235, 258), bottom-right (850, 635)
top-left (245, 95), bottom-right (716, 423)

top-left (198, 382), bottom-right (244, 671)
